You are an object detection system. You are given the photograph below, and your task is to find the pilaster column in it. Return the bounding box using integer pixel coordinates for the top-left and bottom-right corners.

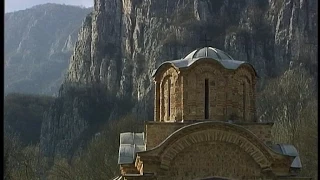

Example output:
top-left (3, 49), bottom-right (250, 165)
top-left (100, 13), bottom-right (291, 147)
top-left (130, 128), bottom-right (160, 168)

top-left (154, 81), bottom-right (160, 121)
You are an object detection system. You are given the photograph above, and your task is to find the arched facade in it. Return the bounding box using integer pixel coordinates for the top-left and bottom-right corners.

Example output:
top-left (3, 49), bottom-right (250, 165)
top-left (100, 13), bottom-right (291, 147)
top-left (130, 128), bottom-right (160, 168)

top-left (136, 122), bottom-right (292, 180)
top-left (153, 58), bottom-right (257, 123)
top-left (157, 66), bottom-right (180, 122)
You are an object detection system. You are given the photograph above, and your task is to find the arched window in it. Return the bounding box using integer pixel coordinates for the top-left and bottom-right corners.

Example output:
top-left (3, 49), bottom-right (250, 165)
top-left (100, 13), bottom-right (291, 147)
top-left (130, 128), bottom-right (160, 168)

top-left (167, 79), bottom-right (171, 121)
top-left (161, 77), bottom-right (171, 122)
top-left (205, 78), bottom-right (209, 119)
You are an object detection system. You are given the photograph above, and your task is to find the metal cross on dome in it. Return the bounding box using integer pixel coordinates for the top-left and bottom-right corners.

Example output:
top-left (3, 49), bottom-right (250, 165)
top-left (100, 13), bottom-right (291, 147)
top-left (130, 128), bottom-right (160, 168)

top-left (200, 34), bottom-right (212, 47)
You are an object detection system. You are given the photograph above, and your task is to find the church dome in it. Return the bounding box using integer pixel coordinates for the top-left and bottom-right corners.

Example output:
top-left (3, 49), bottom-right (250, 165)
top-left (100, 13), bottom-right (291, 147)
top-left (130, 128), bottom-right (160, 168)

top-left (152, 46), bottom-right (258, 78)
top-left (184, 47), bottom-right (234, 60)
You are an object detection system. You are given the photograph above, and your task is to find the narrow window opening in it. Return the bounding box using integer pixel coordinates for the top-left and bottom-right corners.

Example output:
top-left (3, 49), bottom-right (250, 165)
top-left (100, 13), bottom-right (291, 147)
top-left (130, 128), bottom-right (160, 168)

top-left (205, 79), bottom-right (209, 119)
top-left (243, 82), bottom-right (246, 121)
top-left (168, 79), bottom-right (171, 120)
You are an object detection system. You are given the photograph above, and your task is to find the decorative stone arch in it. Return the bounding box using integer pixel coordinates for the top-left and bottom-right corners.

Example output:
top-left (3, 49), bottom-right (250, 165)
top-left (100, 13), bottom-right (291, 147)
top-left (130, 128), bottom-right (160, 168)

top-left (186, 58), bottom-right (225, 76)
top-left (173, 75), bottom-right (182, 121)
top-left (159, 66), bottom-right (180, 122)
top-left (160, 75), bottom-right (171, 121)
top-left (238, 75), bottom-right (251, 122)
top-left (234, 68), bottom-right (253, 84)
top-left (185, 59), bottom-right (226, 119)
top-left (234, 67), bottom-right (256, 122)
top-left (153, 122), bottom-right (274, 170)
top-left (237, 63), bottom-right (258, 80)
top-left (159, 66), bottom-right (179, 84)
top-left (154, 63), bottom-right (180, 82)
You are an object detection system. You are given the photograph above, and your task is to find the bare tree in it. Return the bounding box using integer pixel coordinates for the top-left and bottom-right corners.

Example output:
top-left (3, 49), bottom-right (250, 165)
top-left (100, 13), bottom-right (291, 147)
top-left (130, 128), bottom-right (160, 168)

top-left (257, 66), bottom-right (318, 178)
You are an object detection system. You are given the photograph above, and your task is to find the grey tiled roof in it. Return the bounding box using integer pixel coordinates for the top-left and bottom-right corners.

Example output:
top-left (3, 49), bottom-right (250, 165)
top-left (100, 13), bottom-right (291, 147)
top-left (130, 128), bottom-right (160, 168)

top-left (118, 132), bottom-right (146, 165)
top-left (168, 58), bottom-right (246, 69)
top-left (271, 144), bottom-right (302, 169)
top-left (152, 47), bottom-right (254, 77)
top-left (184, 47), bottom-right (234, 60)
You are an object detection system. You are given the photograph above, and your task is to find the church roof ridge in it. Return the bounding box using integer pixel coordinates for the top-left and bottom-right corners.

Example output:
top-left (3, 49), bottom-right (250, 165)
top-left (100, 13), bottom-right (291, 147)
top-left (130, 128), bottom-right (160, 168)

top-left (152, 47), bottom-right (258, 77)
top-left (152, 58), bottom-right (256, 77)
top-left (183, 46), bottom-right (234, 60)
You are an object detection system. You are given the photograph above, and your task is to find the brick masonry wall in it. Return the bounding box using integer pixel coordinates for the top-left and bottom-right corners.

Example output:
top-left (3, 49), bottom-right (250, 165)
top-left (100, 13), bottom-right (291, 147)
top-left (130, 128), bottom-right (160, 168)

top-left (145, 122), bottom-right (273, 149)
top-left (156, 66), bottom-right (180, 122)
top-left (154, 59), bottom-right (257, 123)
top-left (181, 61), bottom-right (256, 122)
top-left (146, 122), bottom-right (184, 149)
top-left (243, 124), bottom-right (273, 144)
top-left (158, 142), bottom-right (262, 180)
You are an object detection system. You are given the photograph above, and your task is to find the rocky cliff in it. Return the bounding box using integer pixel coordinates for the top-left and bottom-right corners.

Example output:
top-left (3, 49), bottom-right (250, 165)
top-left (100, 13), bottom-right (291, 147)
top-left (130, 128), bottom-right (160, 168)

top-left (40, 0), bottom-right (318, 158)
top-left (5, 4), bottom-right (92, 95)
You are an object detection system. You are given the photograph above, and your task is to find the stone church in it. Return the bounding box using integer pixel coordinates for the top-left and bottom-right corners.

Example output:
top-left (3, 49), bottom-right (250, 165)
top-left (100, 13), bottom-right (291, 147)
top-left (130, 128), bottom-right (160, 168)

top-left (115, 47), bottom-right (310, 180)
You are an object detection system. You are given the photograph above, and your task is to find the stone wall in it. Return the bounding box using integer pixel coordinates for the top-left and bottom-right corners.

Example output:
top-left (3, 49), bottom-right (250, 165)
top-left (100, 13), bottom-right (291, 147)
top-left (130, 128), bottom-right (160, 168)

top-left (145, 122), bottom-right (184, 149)
top-left (243, 123), bottom-right (273, 144)
top-left (145, 122), bottom-right (273, 149)
top-left (181, 60), bottom-right (256, 122)
top-left (154, 59), bottom-right (257, 123)
top-left (156, 66), bottom-right (181, 122)
top-left (134, 121), bottom-right (309, 180)
top-left (159, 142), bottom-right (262, 180)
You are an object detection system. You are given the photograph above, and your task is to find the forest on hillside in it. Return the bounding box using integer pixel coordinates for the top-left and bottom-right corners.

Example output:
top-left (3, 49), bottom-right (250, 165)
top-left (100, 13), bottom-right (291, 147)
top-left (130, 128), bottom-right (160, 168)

top-left (4, 93), bottom-right (55, 145)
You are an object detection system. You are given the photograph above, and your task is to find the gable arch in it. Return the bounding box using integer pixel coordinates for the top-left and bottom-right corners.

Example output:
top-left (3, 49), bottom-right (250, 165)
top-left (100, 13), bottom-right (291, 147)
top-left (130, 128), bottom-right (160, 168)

top-left (153, 122), bottom-right (274, 170)
top-left (234, 69), bottom-right (256, 122)
top-left (159, 66), bottom-right (180, 122)
top-left (186, 58), bottom-right (226, 74)
top-left (235, 64), bottom-right (257, 82)
top-left (154, 63), bottom-right (180, 82)
top-left (159, 66), bottom-right (179, 91)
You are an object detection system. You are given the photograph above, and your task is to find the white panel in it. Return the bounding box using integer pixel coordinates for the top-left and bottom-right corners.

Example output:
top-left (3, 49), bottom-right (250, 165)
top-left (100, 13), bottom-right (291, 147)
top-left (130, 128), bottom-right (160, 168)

top-left (120, 132), bottom-right (134, 144)
top-left (118, 132), bottom-right (146, 165)
top-left (118, 144), bottom-right (135, 164)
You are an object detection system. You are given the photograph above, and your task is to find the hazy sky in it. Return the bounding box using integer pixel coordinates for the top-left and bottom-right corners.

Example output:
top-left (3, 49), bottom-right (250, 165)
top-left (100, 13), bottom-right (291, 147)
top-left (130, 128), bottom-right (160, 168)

top-left (5, 0), bottom-right (93, 13)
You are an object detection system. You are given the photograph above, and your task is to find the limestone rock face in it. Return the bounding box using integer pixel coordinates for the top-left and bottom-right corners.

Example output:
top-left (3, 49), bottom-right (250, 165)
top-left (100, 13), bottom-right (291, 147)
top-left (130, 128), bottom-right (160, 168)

top-left (40, 0), bottom-right (317, 158)
top-left (4, 4), bottom-right (92, 95)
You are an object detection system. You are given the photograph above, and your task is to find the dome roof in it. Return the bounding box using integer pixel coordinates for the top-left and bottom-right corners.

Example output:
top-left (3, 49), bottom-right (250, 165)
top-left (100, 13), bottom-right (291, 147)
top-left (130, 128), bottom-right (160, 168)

top-left (152, 47), bottom-right (257, 77)
top-left (184, 47), bottom-right (234, 60)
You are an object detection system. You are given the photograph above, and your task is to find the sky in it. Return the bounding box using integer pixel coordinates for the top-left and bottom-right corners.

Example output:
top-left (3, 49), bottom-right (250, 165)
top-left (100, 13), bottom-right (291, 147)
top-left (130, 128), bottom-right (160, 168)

top-left (5, 0), bottom-right (94, 13)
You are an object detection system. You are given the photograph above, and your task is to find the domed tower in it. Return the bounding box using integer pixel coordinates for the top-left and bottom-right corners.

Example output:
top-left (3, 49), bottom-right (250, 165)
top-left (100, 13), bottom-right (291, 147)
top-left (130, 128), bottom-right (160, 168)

top-left (152, 47), bottom-right (258, 122)
top-left (117, 47), bottom-right (307, 180)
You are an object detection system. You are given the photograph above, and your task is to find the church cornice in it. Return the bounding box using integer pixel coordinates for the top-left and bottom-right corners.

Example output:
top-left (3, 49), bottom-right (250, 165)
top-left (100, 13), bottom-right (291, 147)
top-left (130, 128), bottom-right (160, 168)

top-left (153, 63), bottom-right (180, 82)
top-left (152, 57), bottom-right (258, 80)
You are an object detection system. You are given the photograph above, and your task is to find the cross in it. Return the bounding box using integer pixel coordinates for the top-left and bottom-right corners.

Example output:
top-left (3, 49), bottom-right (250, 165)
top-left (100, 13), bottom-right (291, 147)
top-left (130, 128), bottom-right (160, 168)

top-left (199, 34), bottom-right (212, 47)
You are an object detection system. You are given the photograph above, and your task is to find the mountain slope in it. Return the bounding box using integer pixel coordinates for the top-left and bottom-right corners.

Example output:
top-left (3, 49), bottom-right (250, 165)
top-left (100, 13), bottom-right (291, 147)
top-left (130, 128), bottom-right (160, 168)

top-left (40, 0), bottom-right (317, 160)
top-left (5, 3), bottom-right (92, 95)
